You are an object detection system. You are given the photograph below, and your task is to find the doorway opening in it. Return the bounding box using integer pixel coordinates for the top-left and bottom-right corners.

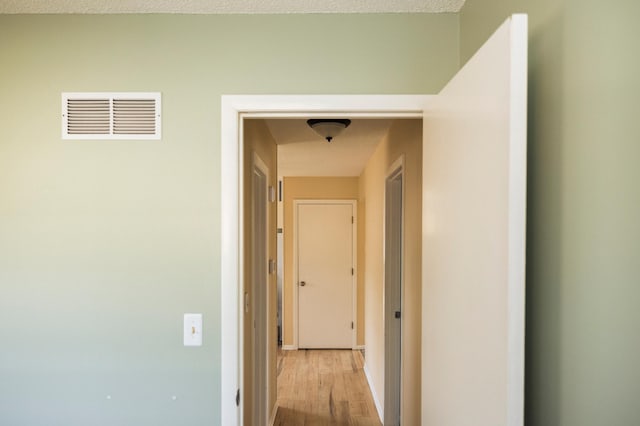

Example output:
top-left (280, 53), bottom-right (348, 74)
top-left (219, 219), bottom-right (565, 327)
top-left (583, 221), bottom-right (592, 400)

top-left (241, 113), bottom-right (424, 425)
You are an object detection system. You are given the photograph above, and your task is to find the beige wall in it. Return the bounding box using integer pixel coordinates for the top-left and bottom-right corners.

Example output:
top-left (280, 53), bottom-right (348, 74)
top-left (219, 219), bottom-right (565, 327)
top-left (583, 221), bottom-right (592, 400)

top-left (282, 177), bottom-right (361, 346)
top-left (243, 120), bottom-right (278, 424)
top-left (359, 119), bottom-right (422, 424)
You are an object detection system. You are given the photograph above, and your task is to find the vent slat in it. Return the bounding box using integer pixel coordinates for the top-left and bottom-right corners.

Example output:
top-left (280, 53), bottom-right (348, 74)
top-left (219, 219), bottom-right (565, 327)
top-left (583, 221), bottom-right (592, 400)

top-left (67, 127), bottom-right (110, 129)
top-left (67, 115), bottom-right (110, 118)
top-left (114, 121), bottom-right (155, 124)
top-left (113, 131), bottom-right (155, 134)
top-left (113, 102), bottom-right (154, 104)
top-left (114, 127), bottom-right (155, 130)
top-left (114, 126), bottom-right (156, 129)
top-left (113, 107), bottom-right (155, 110)
top-left (112, 114), bottom-right (156, 117)
top-left (67, 110), bottom-right (110, 113)
top-left (67, 124), bottom-right (110, 126)
top-left (68, 124), bottom-right (110, 127)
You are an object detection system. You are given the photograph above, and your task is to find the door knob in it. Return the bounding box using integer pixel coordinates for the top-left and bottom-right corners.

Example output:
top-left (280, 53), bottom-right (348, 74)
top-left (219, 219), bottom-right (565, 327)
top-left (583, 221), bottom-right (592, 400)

top-left (300, 281), bottom-right (306, 287)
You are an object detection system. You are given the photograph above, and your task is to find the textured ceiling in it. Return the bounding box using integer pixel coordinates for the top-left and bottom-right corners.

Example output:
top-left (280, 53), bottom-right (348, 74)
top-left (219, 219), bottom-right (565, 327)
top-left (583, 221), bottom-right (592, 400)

top-left (265, 119), bottom-right (394, 177)
top-left (0, 0), bottom-right (466, 14)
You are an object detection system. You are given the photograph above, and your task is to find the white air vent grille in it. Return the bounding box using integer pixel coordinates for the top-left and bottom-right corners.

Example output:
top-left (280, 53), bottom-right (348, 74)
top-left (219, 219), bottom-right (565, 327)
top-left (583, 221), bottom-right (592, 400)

top-left (62, 92), bottom-right (161, 140)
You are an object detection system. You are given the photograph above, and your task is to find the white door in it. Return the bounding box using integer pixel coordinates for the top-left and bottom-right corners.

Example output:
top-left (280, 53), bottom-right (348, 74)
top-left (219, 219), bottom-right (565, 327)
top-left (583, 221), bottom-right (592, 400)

top-left (422, 15), bottom-right (527, 426)
top-left (296, 201), bottom-right (355, 349)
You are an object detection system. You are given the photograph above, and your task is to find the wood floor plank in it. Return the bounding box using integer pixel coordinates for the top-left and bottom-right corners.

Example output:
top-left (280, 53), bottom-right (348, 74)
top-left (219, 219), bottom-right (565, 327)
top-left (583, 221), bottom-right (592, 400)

top-left (273, 349), bottom-right (381, 426)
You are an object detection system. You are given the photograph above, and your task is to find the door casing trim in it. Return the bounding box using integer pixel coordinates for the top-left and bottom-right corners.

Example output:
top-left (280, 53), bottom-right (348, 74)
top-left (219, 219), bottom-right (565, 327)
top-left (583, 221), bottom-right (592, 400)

top-left (250, 152), bottom-right (270, 426)
top-left (383, 155), bottom-right (405, 424)
top-left (221, 94), bottom-right (432, 426)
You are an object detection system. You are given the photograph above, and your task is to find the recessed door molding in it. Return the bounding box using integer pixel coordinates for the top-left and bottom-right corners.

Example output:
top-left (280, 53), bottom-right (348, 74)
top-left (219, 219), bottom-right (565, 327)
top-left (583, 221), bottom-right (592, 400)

top-left (221, 95), bottom-right (430, 426)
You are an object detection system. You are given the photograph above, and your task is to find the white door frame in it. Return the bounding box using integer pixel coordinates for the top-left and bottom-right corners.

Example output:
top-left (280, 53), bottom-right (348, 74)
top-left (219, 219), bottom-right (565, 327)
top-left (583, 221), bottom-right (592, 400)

top-left (293, 199), bottom-right (357, 350)
top-left (383, 155), bottom-right (405, 424)
top-left (221, 95), bottom-right (430, 426)
top-left (250, 152), bottom-right (269, 426)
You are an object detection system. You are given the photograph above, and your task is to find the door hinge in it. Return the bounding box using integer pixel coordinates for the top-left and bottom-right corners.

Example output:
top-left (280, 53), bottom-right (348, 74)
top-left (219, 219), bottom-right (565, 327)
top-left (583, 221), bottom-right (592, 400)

top-left (351, 321), bottom-right (354, 329)
top-left (351, 216), bottom-right (354, 224)
top-left (351, 268), bottom-right (354, 276)
top-left (235, 389), bottom-right (240, 406)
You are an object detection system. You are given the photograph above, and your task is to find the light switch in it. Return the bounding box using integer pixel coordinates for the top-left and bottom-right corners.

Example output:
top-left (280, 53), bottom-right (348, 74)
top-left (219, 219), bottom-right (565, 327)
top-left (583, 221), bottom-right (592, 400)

top-left (184, 313), bottom-right (203, 346)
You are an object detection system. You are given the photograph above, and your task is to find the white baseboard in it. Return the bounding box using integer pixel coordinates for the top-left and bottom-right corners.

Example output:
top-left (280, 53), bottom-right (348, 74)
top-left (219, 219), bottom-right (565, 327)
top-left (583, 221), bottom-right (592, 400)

top-left (363, 362), bottom-right (383, 423)
top-left (269, 403), bottom-right (278, 426)
top-left (353, 345), bottom-right (365, 350)
top-left (282, 344), bottom-right (297, 350)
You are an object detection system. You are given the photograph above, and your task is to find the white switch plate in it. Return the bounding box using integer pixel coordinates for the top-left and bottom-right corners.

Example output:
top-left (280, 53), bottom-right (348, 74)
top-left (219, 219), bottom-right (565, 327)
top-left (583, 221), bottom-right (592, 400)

top-left (184, 313), bottom-right (203, 346)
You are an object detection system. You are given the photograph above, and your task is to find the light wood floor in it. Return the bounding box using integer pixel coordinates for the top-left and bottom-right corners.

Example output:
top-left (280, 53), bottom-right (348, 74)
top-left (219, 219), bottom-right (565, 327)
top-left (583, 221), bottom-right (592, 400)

top-left (274, 349), bottom-right (381, 426)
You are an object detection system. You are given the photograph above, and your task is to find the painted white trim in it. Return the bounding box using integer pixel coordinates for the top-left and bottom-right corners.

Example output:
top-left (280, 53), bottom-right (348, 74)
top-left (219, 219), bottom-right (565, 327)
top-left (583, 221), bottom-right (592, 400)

top-left (291, 200), bottom-right (299, 349)
top-left (221, 97), bottom-right (242, 426)
top-left (364, 362), bottom-right (384, 422)
top-left (281, 344), bottom-right (297, 351)
top-left (268, 404), bottom-right (278, 426)
top-left (383, 155), bottom-right (405, 424)
top-left (251, 152), bottom-right (270, 426)
top-left (253, 152), bottom-right (269, 177)
top-left (507, 13), bottom-right (528, 426)
top-left (387, 156), bottom-right (405, 181)
top-left (351, 202), bottom-right (359, 350)
top-left (293, 199), bottom-right (357, 349)
top-left (353, 345), bottom-right (366, 351)
top-left (221, 94), bottom-right (433, 426)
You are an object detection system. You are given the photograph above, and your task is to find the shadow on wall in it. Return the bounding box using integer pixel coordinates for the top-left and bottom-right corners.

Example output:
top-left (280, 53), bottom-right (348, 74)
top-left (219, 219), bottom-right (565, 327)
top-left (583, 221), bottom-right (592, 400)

top-left (524, 10), bottom-right (565, 426)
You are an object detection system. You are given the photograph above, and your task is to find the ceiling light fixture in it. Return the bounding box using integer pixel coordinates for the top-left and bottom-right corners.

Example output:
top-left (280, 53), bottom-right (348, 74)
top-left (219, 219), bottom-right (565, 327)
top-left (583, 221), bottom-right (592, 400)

top-left (307, 119), bottom-right (351, 143)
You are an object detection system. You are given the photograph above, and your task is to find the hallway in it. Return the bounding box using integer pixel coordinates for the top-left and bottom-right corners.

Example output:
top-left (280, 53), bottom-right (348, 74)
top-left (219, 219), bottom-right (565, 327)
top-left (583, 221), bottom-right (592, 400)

top-left (274, 349), bottom-right (381, 425)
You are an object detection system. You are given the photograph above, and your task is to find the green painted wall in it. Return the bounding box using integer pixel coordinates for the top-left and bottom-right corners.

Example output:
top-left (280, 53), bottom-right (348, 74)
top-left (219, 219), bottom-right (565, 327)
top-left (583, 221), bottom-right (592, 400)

top-left (461, 1), bottom-right (640, 425)
top-left (0, 14), bottom-right (458, 425)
